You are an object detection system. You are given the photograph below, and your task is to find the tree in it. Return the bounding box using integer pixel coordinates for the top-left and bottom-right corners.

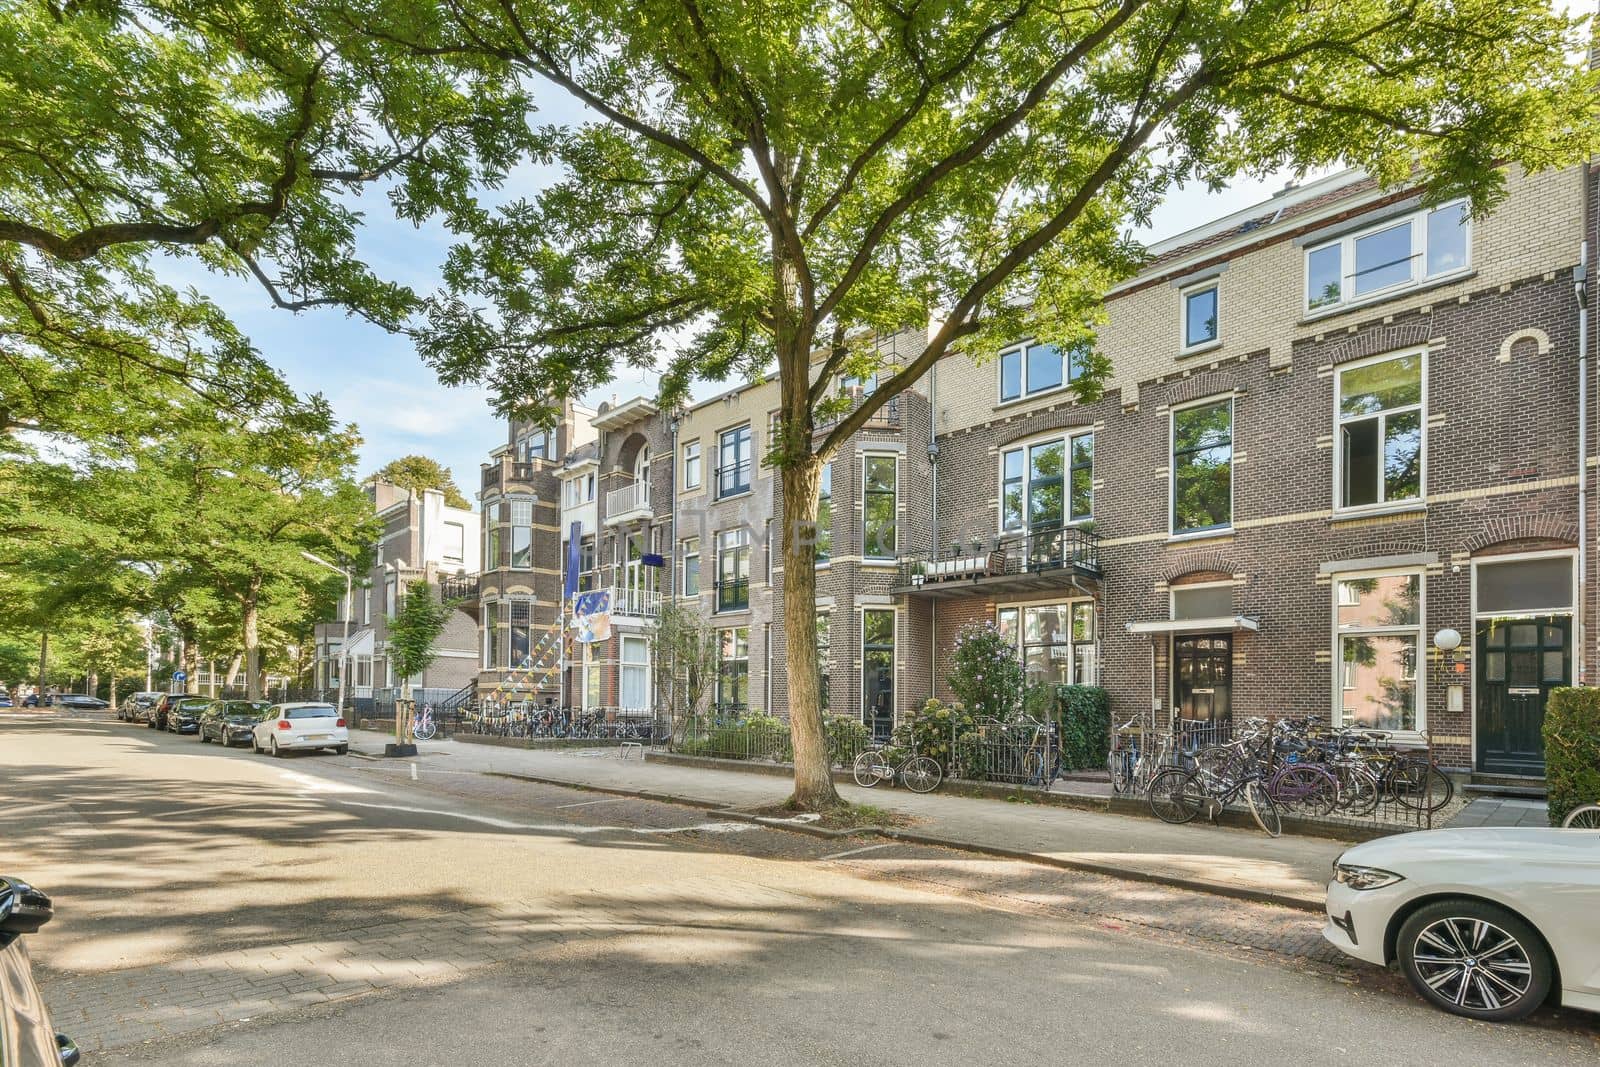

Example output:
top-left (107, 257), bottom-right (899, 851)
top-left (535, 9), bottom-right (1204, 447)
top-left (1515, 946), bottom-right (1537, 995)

top-left (355, 0), bottom-right (1595, 808)
top-left (653, 599), bottom-right (719, 732)
top-left (373, 455), bottom-right (471, 509)
top-left (385, 581), bottom-right (456, 745)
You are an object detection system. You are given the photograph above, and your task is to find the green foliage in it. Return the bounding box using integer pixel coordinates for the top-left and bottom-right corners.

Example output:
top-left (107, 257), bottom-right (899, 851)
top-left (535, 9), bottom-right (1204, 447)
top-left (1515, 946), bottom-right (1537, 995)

top-left (387, 582), bottom-right (457, 684)
top-left (948, 623), bottom-right (1024, 723)
top-left (895, 698), bottom-right (980, 775)
top-left (373, 455), bottom-right (471, 509)
top-left (655, 599), bottom-right (720, 724)
top-left (822, 714), bottom-right (870, 765)
top-left (1055, 685), bottom-right (1111, 772)
top-left (678, 712), bottom-right (793, 762)
top-left (1544, 687), bottom-right (1600, 827)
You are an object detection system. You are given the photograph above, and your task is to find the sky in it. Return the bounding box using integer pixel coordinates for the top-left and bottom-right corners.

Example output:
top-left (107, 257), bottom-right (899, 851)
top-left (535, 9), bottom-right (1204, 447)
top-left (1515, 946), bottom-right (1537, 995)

top-left (172, 128), bottom-right (1317, 494)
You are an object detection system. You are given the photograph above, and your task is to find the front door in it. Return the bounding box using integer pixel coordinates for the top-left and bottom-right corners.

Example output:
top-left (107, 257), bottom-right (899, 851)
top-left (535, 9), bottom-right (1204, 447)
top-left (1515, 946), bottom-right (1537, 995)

top-left (1476, 616), bottom-right (1569, 776)
top-left (1174, 633), bottom-right (1232, 722)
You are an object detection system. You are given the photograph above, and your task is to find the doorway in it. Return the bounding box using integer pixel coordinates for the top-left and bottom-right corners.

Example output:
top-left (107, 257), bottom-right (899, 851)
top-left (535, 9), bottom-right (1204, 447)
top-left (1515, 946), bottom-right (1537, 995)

top-left (1173, 633), bottom-right (1232, 722)
top-left (1475, 616), bottom-right (1568, 776)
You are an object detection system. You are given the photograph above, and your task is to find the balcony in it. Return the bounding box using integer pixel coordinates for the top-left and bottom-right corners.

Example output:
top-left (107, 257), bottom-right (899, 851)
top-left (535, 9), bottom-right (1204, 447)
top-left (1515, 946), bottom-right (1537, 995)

top-left (609, 584), bottom-right (665, 619)
top-left (604, 479), bottom-right (651, 524)
top-left (893, 526), bottom-right (1102, 599)
top-left (714, 459), bottom-right (753, 500)
top-left (439, 574), bottom-right (481, 619)
top-left (812, 392), bottom-right (902, 436)
top-left (481, 458), bottom-right (544, 493)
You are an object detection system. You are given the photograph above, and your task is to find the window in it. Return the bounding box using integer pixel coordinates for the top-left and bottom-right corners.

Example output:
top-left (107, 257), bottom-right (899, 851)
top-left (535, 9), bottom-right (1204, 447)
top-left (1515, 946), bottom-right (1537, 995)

top-left (443, 521), bottom-right (465, 564)
top-left (716, 627), bottom-right (749, 710)
top-left (1337, 351), bottom-right (1423, 509)
top-left (683, 441), bottom-right (702, 490)
top-left (1305, 201), bottom-right (1470, 312)
top-left (682, 538), bottom-right (700, 597)
top-left (1173, 584), bottom-right (1232, 620)
top-left (518, 429), bottom-right (549, 462)
top-left (620, 635), bottom-right (649, 711)
top-left (482, 599), bottom-right (499, 668)
top-left (815, 464), bottom-right (832, 563)
top-left (841, 372), bottom-right (878, 395)
top-left (578, 536), bottom-right (596, 591)
top-left (384, 575), bottom-right (396, 617)
top-left (582, 642), bottom-right (601, 711)
top-left (1171, 399), bottom-right (1232, 534)
top-left (1009, 602), bottom-right (1097, 686)
top-left (508, 598), bottom-right (533, 669)
top-left (1182, 283), bottom-right (1219, 350)
top-left (1335, 572), bottom-right (1422, 731)
top-left (1001, 431), bottom-right (1093, 531)
top-left (509, 498), bottom-right (534, 569)
top-left (1477, 556), bottom-right (1574, 615)
top-left (362, 588), bottom-right (371, 626)
top-left (718, 424), bottom-right (752, 498)
top-left (863, 610), bottom-right (895, 740)
top-left (765, 519), bottom-right (775, 581)
top-left (716, 528), bottom-right (750, 612)
top-left (863, 455), bottom-right (897, 558)
top-left (816, 614), bottom-right (830, 711)
top-left (586, 472), bottom-right (595, 501)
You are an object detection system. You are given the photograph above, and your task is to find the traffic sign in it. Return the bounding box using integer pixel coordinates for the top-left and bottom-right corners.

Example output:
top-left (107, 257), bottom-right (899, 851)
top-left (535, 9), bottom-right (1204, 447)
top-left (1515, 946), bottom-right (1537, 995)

top-left (172, 670), bottom-right (187, 682)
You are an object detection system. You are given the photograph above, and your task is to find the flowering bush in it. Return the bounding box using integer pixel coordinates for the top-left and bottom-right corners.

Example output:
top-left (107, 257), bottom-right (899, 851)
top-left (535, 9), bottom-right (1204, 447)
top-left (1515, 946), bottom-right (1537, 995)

top-left (893, 698), bottom-right (979, 774)
top-left (948, 621), bottom-right (1024, 722)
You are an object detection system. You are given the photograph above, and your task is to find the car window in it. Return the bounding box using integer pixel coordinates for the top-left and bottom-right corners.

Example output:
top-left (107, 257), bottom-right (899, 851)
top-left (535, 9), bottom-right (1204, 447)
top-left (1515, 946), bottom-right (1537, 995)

top-left (286, 706), bottom-right (338, 719)
top-left (180, 699), bottom-right (210, 711)
top-left (221, 702), bottom-right (258, 715)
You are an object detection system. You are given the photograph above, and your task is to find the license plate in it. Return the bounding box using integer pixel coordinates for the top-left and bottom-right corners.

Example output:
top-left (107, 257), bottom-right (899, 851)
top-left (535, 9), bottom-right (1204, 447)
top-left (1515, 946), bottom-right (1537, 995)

top-left (305, 733), bottom-right (330, 740)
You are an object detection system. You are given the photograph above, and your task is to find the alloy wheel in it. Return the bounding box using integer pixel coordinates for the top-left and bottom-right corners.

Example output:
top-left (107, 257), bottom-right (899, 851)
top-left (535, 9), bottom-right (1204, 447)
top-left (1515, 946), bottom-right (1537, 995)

top-left (1411, 917), bottom-right (1534, 1013)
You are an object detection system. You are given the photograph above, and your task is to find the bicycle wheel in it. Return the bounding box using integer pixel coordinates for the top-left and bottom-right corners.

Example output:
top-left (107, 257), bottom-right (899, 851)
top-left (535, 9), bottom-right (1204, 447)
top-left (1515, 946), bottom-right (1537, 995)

top-left (1107, 748), bottom-right (1135, 794)
top-left (901, 756), bottom-right (943, 793)
top-left (1334, 764), bottom-right (1381, 818)
top-left (413, 719), bottom-right (437, 741)
top-left (853, 750), bottom-right (889, 788)
top-left (1563, 803), bottom-right (1600, 829)
top-left (1270, 764), bottom-right (1338, 817)
top-left (1243, 779), bottom-right (1282, 837)
top-left (1148, 768), bottom-right (1200, 824)
top-left (1390, 758), bottom-right (1454, 813)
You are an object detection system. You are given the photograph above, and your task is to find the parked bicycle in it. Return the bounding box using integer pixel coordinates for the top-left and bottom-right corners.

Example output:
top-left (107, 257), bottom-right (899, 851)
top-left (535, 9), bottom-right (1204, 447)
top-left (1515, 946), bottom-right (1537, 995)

top-left (1564, 803), bottom-right (1600, 828)
top-left (852, 746), bottom-right (943, 793)
top-left (1148, 756), bottom-right (1282, 837)
top-left (412, 703), bottom-right (437, 741)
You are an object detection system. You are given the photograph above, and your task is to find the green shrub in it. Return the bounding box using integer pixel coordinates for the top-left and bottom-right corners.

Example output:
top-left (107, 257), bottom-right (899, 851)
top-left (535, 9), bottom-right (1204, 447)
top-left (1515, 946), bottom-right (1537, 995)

top-left (948, 622), bottom-right (1024, 722)
top-left (1055, 685), bottom-right (1111, 772)
top-left (895, 698), bottom-right (980, 775)
top-left (679, 712), bottom-right (792, 761)
top-left (1544, 687), bottom-right (1600, 826)
top-left (822, 714), bottom-right (870, 766)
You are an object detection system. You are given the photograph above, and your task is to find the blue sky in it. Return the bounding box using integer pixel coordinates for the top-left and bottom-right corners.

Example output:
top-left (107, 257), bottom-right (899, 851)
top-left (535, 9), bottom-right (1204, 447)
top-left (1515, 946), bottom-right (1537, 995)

top-left (176, 160), bottom-right (1305, 495)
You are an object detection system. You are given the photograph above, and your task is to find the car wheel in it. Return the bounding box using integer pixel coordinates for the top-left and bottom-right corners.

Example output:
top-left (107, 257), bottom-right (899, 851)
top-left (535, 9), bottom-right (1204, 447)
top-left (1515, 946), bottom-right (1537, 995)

top-left (251, 734), bottom-right (261, 754)
top-left (218, 732), bottom-right (230, 749)
top-left (1397, 899), bottom-right (1553, 1022)
top-left (271, 738), bottom-right (284, 758)
top-left (199, 730), bottom-right (210, 743)
top-left (334, 745), bottom-right (349, 756)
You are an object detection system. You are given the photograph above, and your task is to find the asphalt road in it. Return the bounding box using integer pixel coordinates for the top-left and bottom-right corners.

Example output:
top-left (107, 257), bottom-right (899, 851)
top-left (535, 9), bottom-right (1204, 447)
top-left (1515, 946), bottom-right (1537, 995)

top-left (4, 715), bottom-right (1597, 1065)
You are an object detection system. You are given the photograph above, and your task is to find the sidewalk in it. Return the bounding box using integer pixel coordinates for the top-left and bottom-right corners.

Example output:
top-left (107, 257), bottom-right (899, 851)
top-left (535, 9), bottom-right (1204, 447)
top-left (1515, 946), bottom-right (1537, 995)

top-left (351, 731), bottom-right (1350, 911)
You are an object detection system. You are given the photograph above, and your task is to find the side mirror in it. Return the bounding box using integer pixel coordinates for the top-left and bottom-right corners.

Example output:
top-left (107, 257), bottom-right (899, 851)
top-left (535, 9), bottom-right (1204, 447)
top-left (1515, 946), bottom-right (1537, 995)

top-left (57, 1032), bottom-right (81, 1066)
top-left (0, 877), bottom-right (53, 945)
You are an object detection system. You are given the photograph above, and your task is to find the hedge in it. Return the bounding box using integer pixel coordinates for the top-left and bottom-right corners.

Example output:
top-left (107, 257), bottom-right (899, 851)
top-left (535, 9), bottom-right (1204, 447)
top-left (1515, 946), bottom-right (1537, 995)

top-left (1544, 687), bottom-right (1600, 827)
top-left (1055, 685), bottom-right (1111, 772)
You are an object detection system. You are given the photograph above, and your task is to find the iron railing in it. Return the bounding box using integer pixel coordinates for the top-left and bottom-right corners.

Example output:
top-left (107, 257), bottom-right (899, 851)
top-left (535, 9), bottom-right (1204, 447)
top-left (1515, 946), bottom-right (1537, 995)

top-left (715, 459), bottom-right (752, 499)
top-left (604, 479), bottom-right (650, 518)
top-left (897, 525), bottom-right (1102, 588)
top-left (813, 392), bottom-right (902, 435)
top-left (715, 576), bottom-right (750, 613)
top-left (439, 574), bottom-right (480, 603)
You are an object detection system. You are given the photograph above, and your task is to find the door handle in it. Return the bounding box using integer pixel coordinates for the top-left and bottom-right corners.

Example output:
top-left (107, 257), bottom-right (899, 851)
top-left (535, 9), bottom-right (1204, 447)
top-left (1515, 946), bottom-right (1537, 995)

top-left (1191, 688), bottom-right (1215, 694)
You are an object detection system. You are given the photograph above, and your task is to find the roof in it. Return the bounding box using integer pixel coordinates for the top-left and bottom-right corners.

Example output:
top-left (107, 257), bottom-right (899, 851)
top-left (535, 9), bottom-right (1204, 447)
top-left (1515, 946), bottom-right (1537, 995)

top-left (560, 440), bottom-right (601, 472)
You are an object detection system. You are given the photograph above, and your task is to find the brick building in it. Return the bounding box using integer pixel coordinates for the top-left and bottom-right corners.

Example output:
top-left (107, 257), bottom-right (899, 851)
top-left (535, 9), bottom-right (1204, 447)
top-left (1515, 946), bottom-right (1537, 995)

top-left (466, 162), bottom-right (1591, 783)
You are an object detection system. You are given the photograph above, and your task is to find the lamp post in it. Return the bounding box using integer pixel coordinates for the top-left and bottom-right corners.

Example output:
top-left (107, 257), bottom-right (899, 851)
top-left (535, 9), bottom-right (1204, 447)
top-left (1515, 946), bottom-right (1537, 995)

top-left (302, 551), bottom-right (352, 716)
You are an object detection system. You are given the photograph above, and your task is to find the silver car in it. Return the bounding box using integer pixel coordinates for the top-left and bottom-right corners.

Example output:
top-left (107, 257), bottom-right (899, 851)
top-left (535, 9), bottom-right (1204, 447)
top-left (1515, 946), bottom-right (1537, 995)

top-left (0, 877), bottom-right (78, 1065)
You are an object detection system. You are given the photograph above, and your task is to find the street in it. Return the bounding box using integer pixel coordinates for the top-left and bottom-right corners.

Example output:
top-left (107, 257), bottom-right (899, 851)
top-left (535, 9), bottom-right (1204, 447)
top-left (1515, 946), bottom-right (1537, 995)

top-left (3, 713), bottom-right (1597, 1065)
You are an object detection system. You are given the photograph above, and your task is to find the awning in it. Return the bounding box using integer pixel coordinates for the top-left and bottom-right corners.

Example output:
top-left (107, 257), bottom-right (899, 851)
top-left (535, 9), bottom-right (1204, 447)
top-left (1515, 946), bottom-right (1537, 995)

top-left (1125, 615), bottom-right (1261, 635)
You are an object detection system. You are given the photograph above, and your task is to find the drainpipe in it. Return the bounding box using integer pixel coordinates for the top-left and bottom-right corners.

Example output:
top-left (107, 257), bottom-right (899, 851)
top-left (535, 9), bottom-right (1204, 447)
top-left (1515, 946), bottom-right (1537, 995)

top-left (1579, 162), bottom-right (1592, 685)
top-left (927, 361), bottom-right (940, 697)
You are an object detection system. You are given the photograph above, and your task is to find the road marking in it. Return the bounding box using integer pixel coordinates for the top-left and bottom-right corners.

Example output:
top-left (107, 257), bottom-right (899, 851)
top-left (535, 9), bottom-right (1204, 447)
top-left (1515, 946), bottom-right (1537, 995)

top-left (820, 843), bottom-right (895, 862)
top-left (410, 762), bottom-right (418, 781)
top-left (332, 798), bottom-right (754, 837)
top-left (554, 797), bottom-right (630, 809)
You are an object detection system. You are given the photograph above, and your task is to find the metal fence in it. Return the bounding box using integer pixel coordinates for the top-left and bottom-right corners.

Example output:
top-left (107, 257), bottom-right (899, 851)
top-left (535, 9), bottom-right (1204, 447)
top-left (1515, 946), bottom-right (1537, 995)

top-left (669, 713), bottom-right (873, 768)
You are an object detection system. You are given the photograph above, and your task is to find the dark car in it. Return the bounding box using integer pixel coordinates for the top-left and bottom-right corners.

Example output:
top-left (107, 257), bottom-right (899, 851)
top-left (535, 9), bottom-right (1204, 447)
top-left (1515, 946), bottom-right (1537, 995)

top-left (1, 877), bottom-right (80, 1066)
top-left (163, 695), bottom-right (213, 734)
top-left (55, 694), bottom-right (109, 710)
top-left (149, 692), bottom-right (190, 730)
top-left (21, 694), bottom-right (46, 708)
top-left (198, 700), bottom-right (271, 747)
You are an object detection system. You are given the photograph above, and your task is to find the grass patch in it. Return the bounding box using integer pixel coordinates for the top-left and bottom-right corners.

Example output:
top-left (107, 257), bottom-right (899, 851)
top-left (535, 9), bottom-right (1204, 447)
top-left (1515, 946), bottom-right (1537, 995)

top-left (745, 800), bottom-right (916, 831)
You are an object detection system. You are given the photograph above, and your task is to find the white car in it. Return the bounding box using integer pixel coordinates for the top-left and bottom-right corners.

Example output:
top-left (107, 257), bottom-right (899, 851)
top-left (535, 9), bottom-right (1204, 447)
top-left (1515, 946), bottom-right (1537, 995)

top-left (1324, 827), bottom-right (1600, 1022)
top-left (250, 703), bottom-right (349, 757)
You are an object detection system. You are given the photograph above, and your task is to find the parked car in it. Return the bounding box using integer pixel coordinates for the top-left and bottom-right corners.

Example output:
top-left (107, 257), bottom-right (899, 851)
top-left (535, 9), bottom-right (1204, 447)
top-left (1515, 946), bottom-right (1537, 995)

top-left (148, 693), bottom-right (191, 730)
top-left (1, 876), bottom-right (80, 1066)
top-left (119, 692), bottom-right (163, 722)
top-left (21, 694), bottom-right (43, 708)
top-left (0, 695), bottom-right (11, 709)
top-left (1324, 827), bottom-right (1600, 1022)
top-left (250, 703), bottom-right (349, 757)
top-left (163, 696), bottom-right (213, 734)
top-left (198, 700), bottom-right (271, 747)
top-left (55, 694), bottom-right (108, 710)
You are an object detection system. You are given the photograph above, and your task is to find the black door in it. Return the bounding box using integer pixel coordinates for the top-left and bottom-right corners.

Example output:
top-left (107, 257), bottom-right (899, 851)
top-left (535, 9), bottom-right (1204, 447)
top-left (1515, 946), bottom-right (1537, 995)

top-left (1174, 634), bottom-right (1232, 722)
top-left (1476, 616), bottom-right (1569, 776)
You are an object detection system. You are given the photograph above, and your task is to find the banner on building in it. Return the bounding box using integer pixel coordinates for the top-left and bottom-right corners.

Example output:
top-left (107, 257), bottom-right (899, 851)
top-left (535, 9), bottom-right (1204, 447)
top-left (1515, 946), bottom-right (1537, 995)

top-left (563, 522), bottom-right (583, 602)
top-left (572, 589), bottom-right (612, 643)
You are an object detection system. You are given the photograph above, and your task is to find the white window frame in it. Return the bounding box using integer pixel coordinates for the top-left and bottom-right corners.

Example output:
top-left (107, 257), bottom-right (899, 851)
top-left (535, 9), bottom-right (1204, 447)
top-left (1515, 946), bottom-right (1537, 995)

top-left (996, 598), bottom-right (1097, 686)
top-left (1332, 349), bottom-right (1427, 515)
top-left (683, 440), bottom-right (702, 490)
top-left (1168, 393), bottom-right (1235, 540)
top-left (1303, 200), bottom-right (1472, 316)
top-left (620, 634), bottom-right (650, 711)
top-left (862, 452), bottom-right (899, 560)
top-left (681, 538), bottom-right (700, 597)
top-left (997, 338), bottom-right (1079, 406)
top-left (1328, 567), bottom-right (1426, 736)
top-left (1179, 280), bottom-right (1221, 354)
top-left (998, 429), bottom-right (1095, 533)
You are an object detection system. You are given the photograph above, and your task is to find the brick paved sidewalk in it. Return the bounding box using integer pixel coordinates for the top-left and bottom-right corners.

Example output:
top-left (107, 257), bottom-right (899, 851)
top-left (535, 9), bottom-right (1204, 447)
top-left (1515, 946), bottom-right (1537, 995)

top-left (350, 730), bottom-right (1349, 910)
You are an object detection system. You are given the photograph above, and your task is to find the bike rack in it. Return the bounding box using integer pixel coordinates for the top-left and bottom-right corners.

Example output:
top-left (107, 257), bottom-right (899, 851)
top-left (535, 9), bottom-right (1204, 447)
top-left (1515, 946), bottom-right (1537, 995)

top-left (619, 741), bottom-right (644, 760)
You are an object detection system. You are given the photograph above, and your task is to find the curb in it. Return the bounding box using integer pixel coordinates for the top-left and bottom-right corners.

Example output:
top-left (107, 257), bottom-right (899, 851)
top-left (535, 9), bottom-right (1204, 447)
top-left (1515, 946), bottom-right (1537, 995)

top-left (481, 770), bottom-right (1322, 914)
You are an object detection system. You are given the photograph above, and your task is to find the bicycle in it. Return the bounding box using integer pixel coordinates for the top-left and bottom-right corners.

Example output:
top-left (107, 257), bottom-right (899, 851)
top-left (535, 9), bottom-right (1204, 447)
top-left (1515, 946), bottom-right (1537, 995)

top-left (412, 704), bottom-right (437, 741)
top-left (1106, 718), bottom-right (1142, 794)
top-left (1563, 803), bottom-right (1600, 828)
top-left (852, 746), bottom-right (943, 793)
top-left (1149, 758), bottom-right (1282, 837)
top-left (1021, 720), bottom-right (1061, 789)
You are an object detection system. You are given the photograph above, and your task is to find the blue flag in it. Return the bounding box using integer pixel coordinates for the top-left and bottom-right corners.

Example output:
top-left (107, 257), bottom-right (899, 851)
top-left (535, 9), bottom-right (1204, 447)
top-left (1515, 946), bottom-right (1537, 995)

top-left (563, 522), bottom-right (583, 602)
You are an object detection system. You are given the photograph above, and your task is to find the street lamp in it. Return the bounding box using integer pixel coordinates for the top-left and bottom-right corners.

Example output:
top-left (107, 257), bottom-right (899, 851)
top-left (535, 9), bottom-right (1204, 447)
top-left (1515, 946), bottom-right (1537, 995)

top-left (302, 551), bottom-right (352, 716)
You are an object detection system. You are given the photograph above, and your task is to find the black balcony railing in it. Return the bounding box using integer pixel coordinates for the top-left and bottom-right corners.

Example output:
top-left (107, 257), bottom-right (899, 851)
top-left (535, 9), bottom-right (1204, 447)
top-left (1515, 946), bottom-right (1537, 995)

top-left (896, 525), bottom-right (1102, 589)
top-left (813, 392), bottom-right (902, 435)
top-left (715, 459), bottom-right (752, 499)
top-left (439, 574), bottom-right (479, 603)
top-left (481, 459), bottom-right (544, 492)
top-left (715, 576), bottom-right (750, 613)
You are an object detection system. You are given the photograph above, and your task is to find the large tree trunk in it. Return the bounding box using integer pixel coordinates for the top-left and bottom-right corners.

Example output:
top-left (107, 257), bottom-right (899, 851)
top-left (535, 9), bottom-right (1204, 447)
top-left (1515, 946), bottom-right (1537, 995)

top-left (780, 457), bottom-right (840, 810)
top-left (180, 626), bottom-right (200, 694)
top-left (36, 630), bottom-right (48, 700)
top-left (243, 574), bottom-right (263, 701)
